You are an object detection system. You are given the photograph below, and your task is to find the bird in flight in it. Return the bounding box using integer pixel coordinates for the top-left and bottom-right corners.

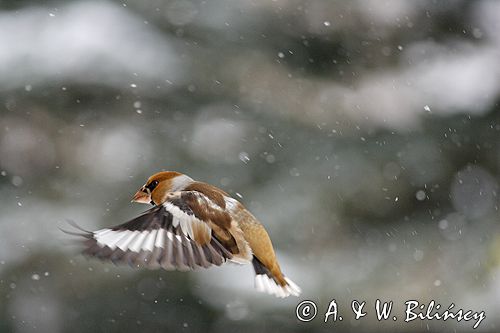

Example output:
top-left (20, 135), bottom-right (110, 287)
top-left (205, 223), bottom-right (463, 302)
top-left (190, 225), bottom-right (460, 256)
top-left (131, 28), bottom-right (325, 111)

top-left (68, 171), bottom-right (301, 298)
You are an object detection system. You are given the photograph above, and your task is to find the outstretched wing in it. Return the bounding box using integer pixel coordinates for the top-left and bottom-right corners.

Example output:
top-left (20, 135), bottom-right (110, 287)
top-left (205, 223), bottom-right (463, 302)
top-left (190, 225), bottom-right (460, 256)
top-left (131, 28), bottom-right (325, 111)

top-left (73, 192), bottom-right (235, 270)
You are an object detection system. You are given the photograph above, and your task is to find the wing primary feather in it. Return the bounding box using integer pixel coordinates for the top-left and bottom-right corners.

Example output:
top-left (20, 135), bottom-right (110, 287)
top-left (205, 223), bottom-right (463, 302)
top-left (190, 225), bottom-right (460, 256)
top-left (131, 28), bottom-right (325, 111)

top-left (147, 229), bottom-right (164, 269)
top-left (171, 231), bottom-right (180, 269)
top-left (59, 227), bottom-right (91, 238)
top-left (201, 245), bottom-right (214, 264)
top-left (141, 229), bottom-right (157, 252)
top-left (110, 248), bottom-right (126, 263)
top-left (105, 231), bottom-right (132, 250)
top-left (94, 229), bottom-right (113, 237)
top-left (179, 218), bottom-right (189, 238)
top-left (116, 231), bottom-right (139, 251)
top-left (192, 244), bottom-right (209, 268)
top-left (205, 243), bottom-right (223, 266)
top-left (128, 231), bottom-right (149, 253)
top-left (96, 230), bottom-right (129, 250)
top-left (155, 228), bottom-right (165, 248)
top-left (182, 236), bottom-right (196, 269)
top-left (65, 219), bottom-right (92, 233)
top-left (160, 228), bottom-right (175, 270)
top-left (148, 246), bottom-right (163, 269)
top-left (174, 229), bottom-right (189, 271)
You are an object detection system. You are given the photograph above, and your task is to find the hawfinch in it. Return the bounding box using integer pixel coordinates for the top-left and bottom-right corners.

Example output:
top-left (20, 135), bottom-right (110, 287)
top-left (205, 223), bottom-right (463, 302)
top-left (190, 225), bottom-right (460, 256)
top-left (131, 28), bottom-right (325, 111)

top-left (69, 171), bottom-right (301, 298)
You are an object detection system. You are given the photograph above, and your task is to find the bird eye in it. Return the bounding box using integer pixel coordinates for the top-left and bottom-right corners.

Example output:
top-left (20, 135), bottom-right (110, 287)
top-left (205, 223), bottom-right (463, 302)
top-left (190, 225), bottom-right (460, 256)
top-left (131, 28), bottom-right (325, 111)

top-left (146, 180), bottom-right (159, 191)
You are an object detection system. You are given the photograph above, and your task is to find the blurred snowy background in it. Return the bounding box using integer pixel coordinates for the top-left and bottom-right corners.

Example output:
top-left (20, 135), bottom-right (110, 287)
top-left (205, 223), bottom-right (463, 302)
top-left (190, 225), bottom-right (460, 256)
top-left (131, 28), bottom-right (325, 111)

top-left (0, 0), bottom-right (499, 332)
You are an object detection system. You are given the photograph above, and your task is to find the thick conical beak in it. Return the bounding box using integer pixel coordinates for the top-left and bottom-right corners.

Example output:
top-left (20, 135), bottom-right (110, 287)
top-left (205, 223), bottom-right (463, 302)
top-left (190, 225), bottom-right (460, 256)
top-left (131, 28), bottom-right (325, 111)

top-left (131, 189), bottom-right (151, 204)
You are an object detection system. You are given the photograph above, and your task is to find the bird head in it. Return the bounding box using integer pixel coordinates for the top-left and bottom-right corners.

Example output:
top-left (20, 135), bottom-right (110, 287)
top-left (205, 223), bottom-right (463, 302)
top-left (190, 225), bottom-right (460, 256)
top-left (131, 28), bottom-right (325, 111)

top-left (131, 171), bottom-right (193, 206)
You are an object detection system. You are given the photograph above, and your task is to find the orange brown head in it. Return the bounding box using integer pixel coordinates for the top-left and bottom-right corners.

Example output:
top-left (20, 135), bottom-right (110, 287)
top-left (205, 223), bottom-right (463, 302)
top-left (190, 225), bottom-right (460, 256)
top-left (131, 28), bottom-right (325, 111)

top-left (131, 171), bottom-right (193, 206)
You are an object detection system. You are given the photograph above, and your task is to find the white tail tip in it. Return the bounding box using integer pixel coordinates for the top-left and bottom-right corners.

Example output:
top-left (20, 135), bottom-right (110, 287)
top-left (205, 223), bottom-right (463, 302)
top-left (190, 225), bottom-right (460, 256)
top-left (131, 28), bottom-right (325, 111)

top-left (254, 274), bottom-right (302, 298)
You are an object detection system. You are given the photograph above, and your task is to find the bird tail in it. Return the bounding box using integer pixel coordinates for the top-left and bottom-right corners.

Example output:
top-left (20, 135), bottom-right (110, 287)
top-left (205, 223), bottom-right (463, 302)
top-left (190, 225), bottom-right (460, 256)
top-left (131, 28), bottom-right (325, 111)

top-left (252, 257), bottom-right (301, 298)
